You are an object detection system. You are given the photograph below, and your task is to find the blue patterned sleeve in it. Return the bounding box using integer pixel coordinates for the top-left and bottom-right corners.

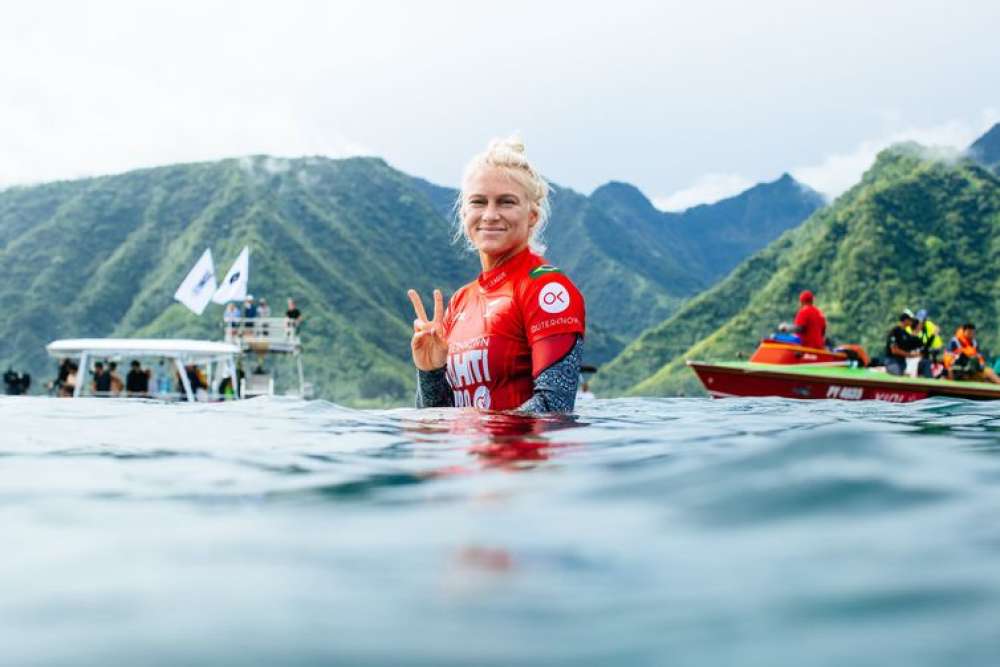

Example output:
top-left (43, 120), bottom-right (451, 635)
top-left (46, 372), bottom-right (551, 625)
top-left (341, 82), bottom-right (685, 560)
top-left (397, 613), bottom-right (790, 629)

top-left (517, 337), bottom-right (583, 414)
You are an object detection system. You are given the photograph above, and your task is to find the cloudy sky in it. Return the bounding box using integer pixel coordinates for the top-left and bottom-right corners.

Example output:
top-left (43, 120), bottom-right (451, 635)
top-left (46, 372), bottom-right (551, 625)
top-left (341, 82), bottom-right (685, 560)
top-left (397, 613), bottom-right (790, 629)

top-left (1, 1), bottom-right (998, 210)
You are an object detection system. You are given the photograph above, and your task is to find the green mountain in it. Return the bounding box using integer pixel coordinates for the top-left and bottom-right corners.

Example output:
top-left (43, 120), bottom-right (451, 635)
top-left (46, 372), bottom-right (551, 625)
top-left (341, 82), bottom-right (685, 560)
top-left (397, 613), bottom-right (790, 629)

top-left (594, 143), bottom-right (1000, 396)
top-left (0, 156), bottom-right (477, 404)
top-left (969, 122), bottom-right (1000, 171)
top-left (0, 155), bottom-right (820, 404)
top-left (545, 175), bottom-right (824, 347)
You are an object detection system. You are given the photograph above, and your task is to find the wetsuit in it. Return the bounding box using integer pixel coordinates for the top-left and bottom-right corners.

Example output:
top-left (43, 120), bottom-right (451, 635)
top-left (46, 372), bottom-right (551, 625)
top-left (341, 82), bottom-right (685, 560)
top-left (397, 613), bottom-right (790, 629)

top-left (416, 248), bottom-right (585, 413)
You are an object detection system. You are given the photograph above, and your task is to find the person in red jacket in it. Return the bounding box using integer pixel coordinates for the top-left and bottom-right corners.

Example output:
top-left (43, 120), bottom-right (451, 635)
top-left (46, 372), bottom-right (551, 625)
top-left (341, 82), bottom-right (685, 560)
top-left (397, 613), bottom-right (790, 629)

top-left (779, 289), bottom-right (827, 349)
top-left (408, 137), bottom-right (586, 413)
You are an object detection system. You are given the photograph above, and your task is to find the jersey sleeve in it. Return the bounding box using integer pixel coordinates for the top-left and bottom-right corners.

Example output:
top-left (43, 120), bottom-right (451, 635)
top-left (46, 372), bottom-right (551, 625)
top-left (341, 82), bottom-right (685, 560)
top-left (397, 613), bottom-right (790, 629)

top-left (519, 271), bottom-right (586, 346)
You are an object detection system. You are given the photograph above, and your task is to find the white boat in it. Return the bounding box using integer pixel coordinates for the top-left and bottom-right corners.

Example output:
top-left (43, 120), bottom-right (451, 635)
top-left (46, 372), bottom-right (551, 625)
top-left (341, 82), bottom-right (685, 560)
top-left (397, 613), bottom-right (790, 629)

top-left (223, 317), bottom-right (311, 398)
top-left (46, 338), bottom-right (241, 402)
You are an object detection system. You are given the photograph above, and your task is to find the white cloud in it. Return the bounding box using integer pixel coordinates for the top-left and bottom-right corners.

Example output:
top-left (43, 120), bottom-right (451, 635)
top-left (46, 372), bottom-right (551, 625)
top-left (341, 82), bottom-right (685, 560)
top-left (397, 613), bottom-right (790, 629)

top-left (791, 110), bottom-right (1000, 198)
top-left (1, 2), bottom-right (1000, 197)
top-left (653, 173), bottom-right (756, 212)
top-left (652, 110), bottom-right (1000, 211)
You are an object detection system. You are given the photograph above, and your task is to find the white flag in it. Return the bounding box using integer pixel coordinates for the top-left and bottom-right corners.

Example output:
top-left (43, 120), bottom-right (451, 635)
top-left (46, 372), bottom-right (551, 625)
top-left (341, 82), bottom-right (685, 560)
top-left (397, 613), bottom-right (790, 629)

top-left (212, 246), bottom-right (250, 304)
top-left (173, 248), bottom-right (217, 316)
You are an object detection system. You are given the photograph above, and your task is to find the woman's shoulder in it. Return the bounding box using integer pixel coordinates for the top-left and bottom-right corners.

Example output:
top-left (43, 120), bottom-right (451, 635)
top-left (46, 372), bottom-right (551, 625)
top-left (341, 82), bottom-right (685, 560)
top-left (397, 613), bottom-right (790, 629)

top-left (512, 254), bottom-right (585, 321)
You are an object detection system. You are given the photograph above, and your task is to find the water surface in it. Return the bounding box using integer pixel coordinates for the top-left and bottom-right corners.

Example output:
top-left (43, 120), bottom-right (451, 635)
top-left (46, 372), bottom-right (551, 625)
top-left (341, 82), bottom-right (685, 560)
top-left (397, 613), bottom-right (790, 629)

top-left (3, 396), bottom-right (1000, 665)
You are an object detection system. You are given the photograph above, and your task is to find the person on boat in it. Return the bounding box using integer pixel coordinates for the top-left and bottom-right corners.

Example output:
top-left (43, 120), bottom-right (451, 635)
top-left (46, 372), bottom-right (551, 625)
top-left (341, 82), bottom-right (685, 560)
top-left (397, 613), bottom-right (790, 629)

top-left (49, 358), bottom-right (73, 395)
top-left (243, 295), bottom-right (258, 338)
top-left (911, 309), bottom-right (943, 360)
top-left (182, 364), bottom-right (210, 401)
top-left (408, 136), bottom-right (586, 413)
top-left (258, 297), bottom-right (271, 337)
top-left (3, 368), bottom-right (29, 395)
top-left (217, 376), bottom-right (237, 400)
top-left (125, 360), bottom-right (151, 398)
top-left (884, 310), bottom-right (925, 377)
top-left (92, 361), bottom-right (112, 396)
top-left (944, 323), bottom-right (1000, 383)
top-left (285, 298), bottom-right (303, 335)
top-left (223, 302), bottom-right (241, 341)
top-left (911, 308), bottom-right (944, 377)
top-left (778, 290), bottom-right (827, 349)
top-left (108, 362), bottom-right (124, 397)
top-left (154, 359), bottom-right (173, 396)
top-left (61, 361), bottom-right (78, 398)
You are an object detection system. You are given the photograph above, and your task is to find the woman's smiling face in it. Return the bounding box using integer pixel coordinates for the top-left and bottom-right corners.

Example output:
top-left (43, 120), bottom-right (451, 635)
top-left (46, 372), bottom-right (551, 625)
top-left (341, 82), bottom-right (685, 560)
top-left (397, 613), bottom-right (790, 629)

top-left (462, 166), bottom-right (538, 267)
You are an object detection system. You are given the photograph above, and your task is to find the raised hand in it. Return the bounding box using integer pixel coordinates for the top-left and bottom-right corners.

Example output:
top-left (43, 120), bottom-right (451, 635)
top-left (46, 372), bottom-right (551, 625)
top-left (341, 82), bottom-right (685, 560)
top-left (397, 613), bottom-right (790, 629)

top-left (407, 289), bottom-right (448, 371)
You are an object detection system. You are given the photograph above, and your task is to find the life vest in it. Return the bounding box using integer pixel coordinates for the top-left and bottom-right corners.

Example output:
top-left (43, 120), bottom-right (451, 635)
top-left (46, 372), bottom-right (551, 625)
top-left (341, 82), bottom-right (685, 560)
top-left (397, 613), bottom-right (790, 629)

top-left (944, 329), bottom-right (982, 369)
top-left (917, 320), bottom-right (943, 350)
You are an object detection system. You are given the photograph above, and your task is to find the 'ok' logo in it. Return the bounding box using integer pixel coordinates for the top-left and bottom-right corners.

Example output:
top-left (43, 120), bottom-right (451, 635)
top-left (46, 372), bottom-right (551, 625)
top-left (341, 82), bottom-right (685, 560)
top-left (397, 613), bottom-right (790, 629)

top-left (538, 283), bottom-right (570, 314)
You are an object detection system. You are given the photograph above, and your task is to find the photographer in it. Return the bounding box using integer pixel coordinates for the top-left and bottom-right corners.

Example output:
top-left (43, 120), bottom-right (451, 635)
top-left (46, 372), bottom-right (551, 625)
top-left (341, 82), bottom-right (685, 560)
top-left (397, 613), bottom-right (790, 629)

top-left (3, 368), bottom-right (31, 395)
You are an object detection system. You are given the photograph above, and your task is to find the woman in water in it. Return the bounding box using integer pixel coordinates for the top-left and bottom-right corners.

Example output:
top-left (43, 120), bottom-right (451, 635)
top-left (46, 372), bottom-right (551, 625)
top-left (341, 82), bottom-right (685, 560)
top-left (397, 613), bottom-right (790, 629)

top-left (408, 137), bottom-right (585, 413)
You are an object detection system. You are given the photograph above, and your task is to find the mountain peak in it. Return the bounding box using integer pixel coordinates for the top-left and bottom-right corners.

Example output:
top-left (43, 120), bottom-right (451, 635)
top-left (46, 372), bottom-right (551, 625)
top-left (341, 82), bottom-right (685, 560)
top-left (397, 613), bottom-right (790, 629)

top-left (681, 172), bottom-right (821, 215)
top-left (969, 122), bottom-right (1000, 168)
top-left (591, 180), bottom-right (651, 201)
top-left (589, 181), bottom-right (659, 216)
top-left (752, 172), bottom-right (814, 195)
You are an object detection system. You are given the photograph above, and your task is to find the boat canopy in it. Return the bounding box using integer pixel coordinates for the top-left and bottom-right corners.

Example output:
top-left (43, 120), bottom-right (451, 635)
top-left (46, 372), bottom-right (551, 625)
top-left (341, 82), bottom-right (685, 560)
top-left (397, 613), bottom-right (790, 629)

top-left (47, 338), bottom-right (240, 361)
top-left (46, 338), bottom-right (241, 400)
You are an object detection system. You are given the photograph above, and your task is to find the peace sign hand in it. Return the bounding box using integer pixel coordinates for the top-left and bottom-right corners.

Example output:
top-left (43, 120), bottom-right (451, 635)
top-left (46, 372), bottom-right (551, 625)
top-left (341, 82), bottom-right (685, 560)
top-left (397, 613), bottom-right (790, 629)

top-left (407, 289), bottom-right (448, 371)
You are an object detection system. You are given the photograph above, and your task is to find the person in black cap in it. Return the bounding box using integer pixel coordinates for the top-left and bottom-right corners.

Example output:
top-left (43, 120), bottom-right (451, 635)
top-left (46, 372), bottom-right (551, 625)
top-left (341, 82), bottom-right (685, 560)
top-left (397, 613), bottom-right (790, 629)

top-left (884, 310), bottom-right (925, 376)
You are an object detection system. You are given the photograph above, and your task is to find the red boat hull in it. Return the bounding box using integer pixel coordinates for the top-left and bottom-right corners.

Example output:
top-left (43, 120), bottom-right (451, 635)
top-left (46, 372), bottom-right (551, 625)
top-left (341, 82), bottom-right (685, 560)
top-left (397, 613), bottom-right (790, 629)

top-left (690, 363), bottom-right (928, 402)
top-left (687, 361), bottom-right (1000, 402)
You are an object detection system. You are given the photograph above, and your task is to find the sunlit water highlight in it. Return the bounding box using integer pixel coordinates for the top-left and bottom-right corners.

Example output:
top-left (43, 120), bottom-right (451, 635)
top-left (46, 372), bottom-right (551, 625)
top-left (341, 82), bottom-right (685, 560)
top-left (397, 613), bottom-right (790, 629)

top-left (3, 396), bottom-right (1000, 665)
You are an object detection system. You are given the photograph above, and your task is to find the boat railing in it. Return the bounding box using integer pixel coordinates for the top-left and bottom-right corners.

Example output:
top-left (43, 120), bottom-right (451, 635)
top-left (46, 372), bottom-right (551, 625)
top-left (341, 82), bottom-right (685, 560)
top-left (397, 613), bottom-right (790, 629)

top-left (223, 317), bottom-right (301, 350)
top-left (75, 389), bottom-right (234, 401)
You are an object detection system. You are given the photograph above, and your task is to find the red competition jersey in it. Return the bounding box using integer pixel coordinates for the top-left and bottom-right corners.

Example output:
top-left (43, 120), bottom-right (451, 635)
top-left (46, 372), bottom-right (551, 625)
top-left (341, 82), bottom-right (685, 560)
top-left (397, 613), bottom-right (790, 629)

top-left (794, 303), bottom-right (827, 349)
top-left (442, 248), bottom-right (586, 410)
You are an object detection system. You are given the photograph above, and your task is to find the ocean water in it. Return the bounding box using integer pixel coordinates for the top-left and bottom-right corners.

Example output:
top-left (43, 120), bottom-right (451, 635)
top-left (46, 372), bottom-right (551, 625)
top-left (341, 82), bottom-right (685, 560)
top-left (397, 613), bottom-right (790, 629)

top-left (3, 395), bottom-right (1000, 666)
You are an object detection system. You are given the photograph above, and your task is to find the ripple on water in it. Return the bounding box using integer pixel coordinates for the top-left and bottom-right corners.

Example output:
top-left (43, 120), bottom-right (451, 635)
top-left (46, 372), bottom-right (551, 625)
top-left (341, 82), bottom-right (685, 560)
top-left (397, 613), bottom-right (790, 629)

top-left (1, 395), bottom-right (1000, 665)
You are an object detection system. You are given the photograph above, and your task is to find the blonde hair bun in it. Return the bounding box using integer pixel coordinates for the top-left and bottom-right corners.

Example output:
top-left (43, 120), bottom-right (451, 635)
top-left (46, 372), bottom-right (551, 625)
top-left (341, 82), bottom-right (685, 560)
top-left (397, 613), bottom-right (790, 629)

top-left (487, 136), bottom-right (527, 156)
